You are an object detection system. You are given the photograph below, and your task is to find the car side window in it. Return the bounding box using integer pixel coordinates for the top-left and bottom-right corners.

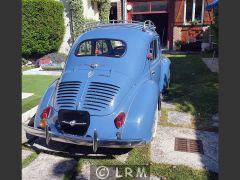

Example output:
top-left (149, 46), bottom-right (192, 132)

top-left (150, 39), bottom-right (158, 60)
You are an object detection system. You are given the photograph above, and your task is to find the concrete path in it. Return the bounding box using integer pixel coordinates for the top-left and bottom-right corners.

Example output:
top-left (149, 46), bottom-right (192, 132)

top-left (22, 149), bottom-right (33, 161)
top-left (22, 105), bottom-right (38, 123)
top-left (22, 93), bottom-right (34, 99)
top-left (22, 68), bottom-right (62, 76)
top-left (22, 153), bottom-right (77, 180)
top-left (202, 58), bottom-right (219, 73)
top-left (151, 126), bottom-right (218, 172)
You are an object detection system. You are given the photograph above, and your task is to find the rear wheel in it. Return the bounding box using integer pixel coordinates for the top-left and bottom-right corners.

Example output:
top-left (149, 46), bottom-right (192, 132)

top-left (158, 95), bottom-right (162, 111)
top-left (163, 71), bottom-right (170, 95)
top-left (26, 115), bottom-right (37, 141)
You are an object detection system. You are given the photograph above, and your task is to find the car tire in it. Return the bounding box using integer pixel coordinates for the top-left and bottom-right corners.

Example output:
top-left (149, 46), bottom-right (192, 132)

top-left (165, 71), bottom-right (171, 94)
top-left (158, 95), bottom-right (162, 111)
top-left (26, 115), bottom-right (37, 141)
top-left (162, 71), bottom-right (170, 96)
top-left (152, 104), bottom-right (159, 139)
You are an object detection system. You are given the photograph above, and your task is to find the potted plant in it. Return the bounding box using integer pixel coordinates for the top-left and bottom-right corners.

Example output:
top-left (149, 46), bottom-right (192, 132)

top-left (174, 40), bottom-right (183, 51)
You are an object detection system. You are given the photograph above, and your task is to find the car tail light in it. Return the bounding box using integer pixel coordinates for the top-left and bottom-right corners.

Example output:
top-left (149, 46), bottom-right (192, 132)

top-left (41, 106), bottom-right (52, 119)
top-left (39, 119), bottom-right (47, 129)
top-left (114, 112), bottom-right (126, 129)
top-left (39, 106), bottom-right (52, 129)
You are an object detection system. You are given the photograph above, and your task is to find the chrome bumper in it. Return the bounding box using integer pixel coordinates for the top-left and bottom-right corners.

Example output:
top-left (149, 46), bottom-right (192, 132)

top-left (23, 124), bottom-right (146, 152)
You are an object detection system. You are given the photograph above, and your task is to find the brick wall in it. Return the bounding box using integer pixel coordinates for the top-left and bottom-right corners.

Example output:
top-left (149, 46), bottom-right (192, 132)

top-left (172, 0), bottom-right (214, 49)
top-left (173, 27), bottom-right (182, 50)
top-left (117, 0), bottom-right (122, 20)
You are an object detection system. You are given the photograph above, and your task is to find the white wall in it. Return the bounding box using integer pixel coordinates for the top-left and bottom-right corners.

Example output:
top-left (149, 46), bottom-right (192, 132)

top-left (58, 0), bottom-right (72, 54)
top-left (82, 0), bottom-right (99, 20)
top-left (58, 0), bottom-right (100, 54)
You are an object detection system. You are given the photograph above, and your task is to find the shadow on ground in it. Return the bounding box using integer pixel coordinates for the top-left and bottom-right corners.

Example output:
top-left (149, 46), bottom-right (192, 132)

top-left (24, 137), bottom-right (131, 159)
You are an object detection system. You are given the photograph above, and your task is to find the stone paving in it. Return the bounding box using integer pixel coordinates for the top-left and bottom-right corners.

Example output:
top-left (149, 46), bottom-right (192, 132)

top-left (22, 93), bottom-right (34, 99)
top-left (161, 101), bottom-right (176, 109)
top-left (22, 153), bottom-right (77, 180)
top-left (202, 58), bottom-right (219, 73)
top-left (151, 126), bottom-right (218, 172)
top-left (22, 68), bottom-right (62, 76)
top-left (168, 111), bottom-right (193, 126)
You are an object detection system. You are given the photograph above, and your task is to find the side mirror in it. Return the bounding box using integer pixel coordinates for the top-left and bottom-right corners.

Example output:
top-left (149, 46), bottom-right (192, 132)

top-left (147, 53), bottom-right (153, 60)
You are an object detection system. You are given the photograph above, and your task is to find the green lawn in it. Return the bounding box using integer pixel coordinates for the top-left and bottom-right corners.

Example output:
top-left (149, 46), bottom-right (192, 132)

top-left (164, 54), bottom-right (219, 131)
top-left (22, 66), bottom-right (35, 72)
top-left (22, 75), bottom-right (58, 113)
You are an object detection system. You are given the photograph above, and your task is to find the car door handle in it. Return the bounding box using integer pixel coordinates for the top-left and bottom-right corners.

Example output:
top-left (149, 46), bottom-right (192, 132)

top-left (151, 71), bottom-right (156, 75)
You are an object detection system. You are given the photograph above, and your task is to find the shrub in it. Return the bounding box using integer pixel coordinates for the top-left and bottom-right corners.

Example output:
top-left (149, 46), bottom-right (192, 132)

top-left (69, 0), bottom-right (85, 39)
top-left (22, 0), bottom-right (65, 58)
top-left (174, 40), bottom-right (184, 49)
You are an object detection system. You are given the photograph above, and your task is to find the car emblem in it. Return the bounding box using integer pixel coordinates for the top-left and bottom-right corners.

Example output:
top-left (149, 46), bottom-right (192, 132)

top-left (90, 63), bottom-right (99, 69)
top-left (62, 120), bottom-right (87, 127)
top-left (69, 120), bottom-right (76, 127)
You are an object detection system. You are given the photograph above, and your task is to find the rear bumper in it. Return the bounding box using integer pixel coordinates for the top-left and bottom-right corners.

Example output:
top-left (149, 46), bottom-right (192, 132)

top-left (23, 124), bottom-right (146, 151)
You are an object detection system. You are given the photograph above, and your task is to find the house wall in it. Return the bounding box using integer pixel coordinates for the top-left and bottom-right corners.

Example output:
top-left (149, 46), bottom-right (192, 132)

top-left (125, 0), bottom-right (214, 50)
top-left (82, 0), bottom-right (99, 20)
top-left (173, 0), bottom-right (214, 47)
top-left (117, 0), bottom-right (122, 20)
top-left (58, 0), bottom-right (72, 54)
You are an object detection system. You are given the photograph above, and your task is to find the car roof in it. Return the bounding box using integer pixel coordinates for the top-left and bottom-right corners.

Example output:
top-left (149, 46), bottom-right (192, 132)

top-left (76, 23), bottom-right (159, 43)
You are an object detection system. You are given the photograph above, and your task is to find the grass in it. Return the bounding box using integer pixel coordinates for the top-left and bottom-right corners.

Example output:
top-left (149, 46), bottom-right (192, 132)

top-left (22, 75), bottom-right (58, 113)
top-left (22, 152), bottom-right (38, 168)
top-left (151, 163), bottom-right (218, 180)
top-left (164, 54), bottom-right (219, 131)
top-left (22, 66), bottom-right (35, 72)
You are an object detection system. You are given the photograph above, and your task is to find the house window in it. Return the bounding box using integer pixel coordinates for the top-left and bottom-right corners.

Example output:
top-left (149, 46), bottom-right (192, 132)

top-left (131, 1), bottom-right (168, 13)
top-left (132, 2), bottom-right (150, 12)
top-left (184, 0), bottom-right (204, 24)
top-left (151, 1), bottom-right (168, 11)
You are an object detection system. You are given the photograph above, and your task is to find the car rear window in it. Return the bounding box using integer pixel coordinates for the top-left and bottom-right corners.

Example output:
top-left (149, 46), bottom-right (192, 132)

top-left (75, 39), bottom-right (126, 58)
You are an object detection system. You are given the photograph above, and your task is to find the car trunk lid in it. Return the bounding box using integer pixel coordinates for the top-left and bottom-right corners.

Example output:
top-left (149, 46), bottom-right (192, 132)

top-left (54, 65), bottom-right (133, 116)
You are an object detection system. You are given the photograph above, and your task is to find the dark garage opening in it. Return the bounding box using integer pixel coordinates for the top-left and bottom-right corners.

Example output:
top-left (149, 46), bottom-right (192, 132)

top-left (109, 2), bottom-right (117, 21)
top-left (132, 13), bottom-right (168, 47)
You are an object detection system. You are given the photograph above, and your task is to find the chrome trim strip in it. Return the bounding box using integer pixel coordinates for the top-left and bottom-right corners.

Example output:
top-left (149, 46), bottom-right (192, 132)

top-left (23, 124), bottom-right (146, 148)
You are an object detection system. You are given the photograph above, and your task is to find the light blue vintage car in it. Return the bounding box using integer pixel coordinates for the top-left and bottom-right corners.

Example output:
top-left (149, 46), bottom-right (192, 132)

top-left (24, 21), bottom-right (171, 152)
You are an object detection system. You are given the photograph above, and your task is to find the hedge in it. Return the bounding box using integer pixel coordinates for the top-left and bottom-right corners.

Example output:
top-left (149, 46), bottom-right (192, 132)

top-left (69, 0), bottom-right (85, 39)
top-left (22, 0), bottom-right (65, 57)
